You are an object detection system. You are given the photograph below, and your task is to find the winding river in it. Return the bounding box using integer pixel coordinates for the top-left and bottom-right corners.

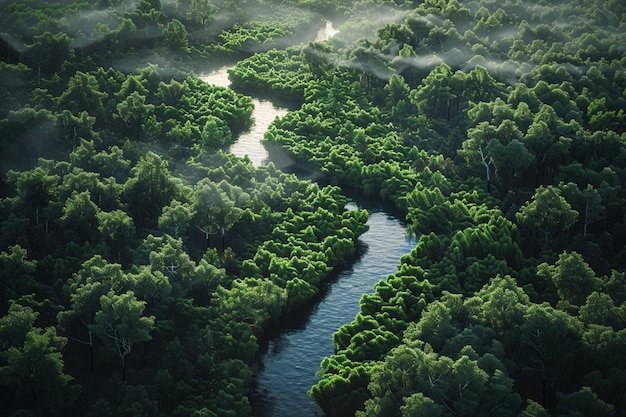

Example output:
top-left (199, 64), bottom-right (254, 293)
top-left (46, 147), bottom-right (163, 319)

top-left (200, 21), bottom-right (414, 417)
top-left (252, 199), bottom-right (414, 417)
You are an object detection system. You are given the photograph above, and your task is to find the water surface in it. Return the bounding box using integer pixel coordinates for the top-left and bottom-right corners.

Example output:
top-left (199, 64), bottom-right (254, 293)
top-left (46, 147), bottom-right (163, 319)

top-left (198, 20), bottom-right (413, 417)
top-left (252, 200), bottom-right (414, 417)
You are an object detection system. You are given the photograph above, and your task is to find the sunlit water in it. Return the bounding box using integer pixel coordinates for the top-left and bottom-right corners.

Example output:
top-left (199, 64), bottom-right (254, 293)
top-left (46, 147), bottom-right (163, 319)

top-left (198, 68), bottom-right (291, 167)
top-left (199, 19), bottom-right (338, 167)
top-left (199, 20), bottom-right (413, 417)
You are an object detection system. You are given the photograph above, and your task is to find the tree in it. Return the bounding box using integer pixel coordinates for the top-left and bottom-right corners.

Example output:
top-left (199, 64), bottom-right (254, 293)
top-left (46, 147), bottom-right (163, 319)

top-left (115, 91), bottom-right (158, 139)
top-left (555, 386), bottom-right (615, 417)
top-left (518, 303), bottom-right (583, 410)
top-left (20, 31), bottom-right (74, 77)
top-left (579, 291), bottom-right (622, 328)
top-left (125, 265), bottom-right (172, 318)
top-left (115, 74), bottom-right (149, 100)
top-left (519, 400), bottom-right (550, 417)
top-left (0, 304), bottom-right (77, 414)
top-left (58, 190), bottom-right (101, 243)
top-left (91, 290), bottom-right (155, 380)
top-left (58, 72), bottom-right (107, 119)
top-left (0, 245), bottom-right (38, 307)
top-left (191, 179), bottom-right (246, 251)
top-left (69, 139), bottom-right (130, 182)
top-left (537, 251), bottom-right (601, 306)
top-left (523, 105), bottom-right (573, 184)
top-left (59, 255), bottom-right (126, 374)
top-left (158, 199), bottom-right (193, 239)
top-left (140, 234), bottom-right (207, 299)
top-left (559, 182), bottom-right (605, 237)
top-left (163, 19), bottom-right (189, 52)
top-left (465, 275), bottom-right (529, 335)
top-left (400, 392), bottom-right (446, 417)
top-left (410, 63), bottom-right (454, 119)
top-left (488, 138), bottom-right (534, 190)
top-left (515, 186), bottom-right (578, 242)
top-left (57, 110), bottom-right (98, 153)
top-left (460, 121), bottom-right (497, 190)
top-left (122, 152), bottom-right (179, 229)
top-left (384, 74), bottom-right (411, 108)
top-left (465, 65), bottom-right (503, 103)
top-left (97, 209), bottom-right (136, 261)
top-left (8, 164), bottom-right (60, 227)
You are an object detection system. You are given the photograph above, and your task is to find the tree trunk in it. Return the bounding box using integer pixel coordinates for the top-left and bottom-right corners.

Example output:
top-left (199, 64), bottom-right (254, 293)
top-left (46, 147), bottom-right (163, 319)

top-left (90, 344), bottom-right (94, 374)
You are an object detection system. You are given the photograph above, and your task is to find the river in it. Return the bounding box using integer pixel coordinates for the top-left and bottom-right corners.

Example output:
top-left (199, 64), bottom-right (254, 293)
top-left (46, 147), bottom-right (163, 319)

top-left (252, 197), bottom-right (414, 417)
top-left (199, 21), bottom-right (414, 417)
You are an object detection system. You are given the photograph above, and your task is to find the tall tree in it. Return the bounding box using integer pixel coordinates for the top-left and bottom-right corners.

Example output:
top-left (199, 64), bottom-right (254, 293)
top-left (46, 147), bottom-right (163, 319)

top-left (58, 190), bottom-right (101, 243)
top-left (559, 182), bottom-right (605, 238)
top-left (518, 303), bottom-right (583, 411)
top-left (57, 72), bottom-right (107, 119)
top-left (0, 304), bottom-right (77, 414)
top-left (59, 255), bottom-right (126, 374)
top-left (163, 19), bottom-right (189, 52)
top-left (0, 245), bottom-right (38, 309)
top-left (488, 138), bottom-right (534, 190)
top-left (91, 290), bottom-right (155, 380)
top-left (191, 179), bottom-right (245, 251)
top-left (537, 251), bottom-right (602, 307)
top-left (115, 91), bottom-right (158, 139)
top-left (20, 32), bottom-right (74, 77)
top-left (122, 152), bottom-right (179, 229)
top-left (515, 186), bottom-right (578, 242)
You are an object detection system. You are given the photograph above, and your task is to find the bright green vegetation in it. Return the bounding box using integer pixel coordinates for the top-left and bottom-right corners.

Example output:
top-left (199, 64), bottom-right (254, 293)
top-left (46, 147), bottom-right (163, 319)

top-left (1, 0), bottom-right (626, 416)
top-left (230, 0), bottom-right (626, 416)
top-left (0, 1), bottom-right (366, 416)
top-left (1, 144), bottom-right (368, 416)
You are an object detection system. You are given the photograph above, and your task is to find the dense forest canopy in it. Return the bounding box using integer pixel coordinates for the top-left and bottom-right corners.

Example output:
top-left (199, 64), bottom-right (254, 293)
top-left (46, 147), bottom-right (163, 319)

top-left (1, 0), bottom-right (625, 416)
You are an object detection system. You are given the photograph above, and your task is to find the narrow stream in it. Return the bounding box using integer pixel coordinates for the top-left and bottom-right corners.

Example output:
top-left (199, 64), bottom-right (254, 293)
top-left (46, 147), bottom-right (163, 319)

top-left (198, 68), bottom-right (291, 167)
top-left (199, 20), bottom-right (413, 417)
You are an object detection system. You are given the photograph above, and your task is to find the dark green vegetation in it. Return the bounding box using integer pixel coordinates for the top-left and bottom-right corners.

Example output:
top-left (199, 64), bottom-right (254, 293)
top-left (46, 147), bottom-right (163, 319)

top-left (1, 0), bottom-right (625, 417)
top-left (230, 0), bottom-right (626, 416)
top-left (0, 1), bottom-right (366, 416)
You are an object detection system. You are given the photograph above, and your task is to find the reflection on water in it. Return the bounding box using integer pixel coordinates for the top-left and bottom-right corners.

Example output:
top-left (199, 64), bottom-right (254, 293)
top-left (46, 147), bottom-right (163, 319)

top-left (252, 206), bottom-right (414, 417)
top-left (199, 19), bottom-right (338, 167)
top-left (199, 67), bottom-right (291, 167)
top-left (231, 99), bottom-right (289, 167)
top-left (198, 20), bottom-right (414, 417)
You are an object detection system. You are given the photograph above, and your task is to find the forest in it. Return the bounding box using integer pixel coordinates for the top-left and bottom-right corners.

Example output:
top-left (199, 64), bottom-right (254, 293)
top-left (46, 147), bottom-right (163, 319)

top-left (0, 0), bottom-right (625, 416)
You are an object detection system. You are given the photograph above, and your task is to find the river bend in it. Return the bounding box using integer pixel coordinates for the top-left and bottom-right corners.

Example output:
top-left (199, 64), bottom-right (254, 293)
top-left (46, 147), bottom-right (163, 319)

top-left (200, 21), bottom-right (413, 416)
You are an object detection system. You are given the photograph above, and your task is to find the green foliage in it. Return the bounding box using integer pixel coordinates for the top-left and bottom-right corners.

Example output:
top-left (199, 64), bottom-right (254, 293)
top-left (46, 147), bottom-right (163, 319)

top-left (537, 251), bottom-right (602, 306)
top-left (0, 106), bottom-right (369, 415)
top-left (2, 0), bottom-right (626, 415)
top-left (91, 290), bottom-right (155, 378)
top-left (0, 303), bottom-right (79, 415)
top-left (230, 47), bottom-right (314, 102)
top-left (122, 152), bottom-right (179, 228)
top-left (21, 31), bottom-right (74, 77)
top-left (516, 186), bottom-right (578, 242)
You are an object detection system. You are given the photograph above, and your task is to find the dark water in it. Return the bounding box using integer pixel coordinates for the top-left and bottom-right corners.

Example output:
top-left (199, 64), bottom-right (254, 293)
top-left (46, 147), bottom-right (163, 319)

top-left (200, 21), bottom-right (413, 417)
top-left (252, 199), bottom-right (414, 417)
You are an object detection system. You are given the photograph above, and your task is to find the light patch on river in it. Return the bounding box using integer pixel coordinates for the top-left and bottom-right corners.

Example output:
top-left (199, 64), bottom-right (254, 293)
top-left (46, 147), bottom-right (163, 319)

top-left (199, 70), bottom-right (290, 167)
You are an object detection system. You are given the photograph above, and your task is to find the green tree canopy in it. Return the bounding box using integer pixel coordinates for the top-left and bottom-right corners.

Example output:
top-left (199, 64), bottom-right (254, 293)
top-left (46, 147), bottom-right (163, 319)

top-left (91, 290), bottom-right (155, 380)
top-left (515, 186), bottom-right (578, 242)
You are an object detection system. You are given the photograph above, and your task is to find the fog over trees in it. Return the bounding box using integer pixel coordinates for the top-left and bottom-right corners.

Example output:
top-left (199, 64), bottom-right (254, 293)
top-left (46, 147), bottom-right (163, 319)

top-left (1, 0), bottom-right (625, 416)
